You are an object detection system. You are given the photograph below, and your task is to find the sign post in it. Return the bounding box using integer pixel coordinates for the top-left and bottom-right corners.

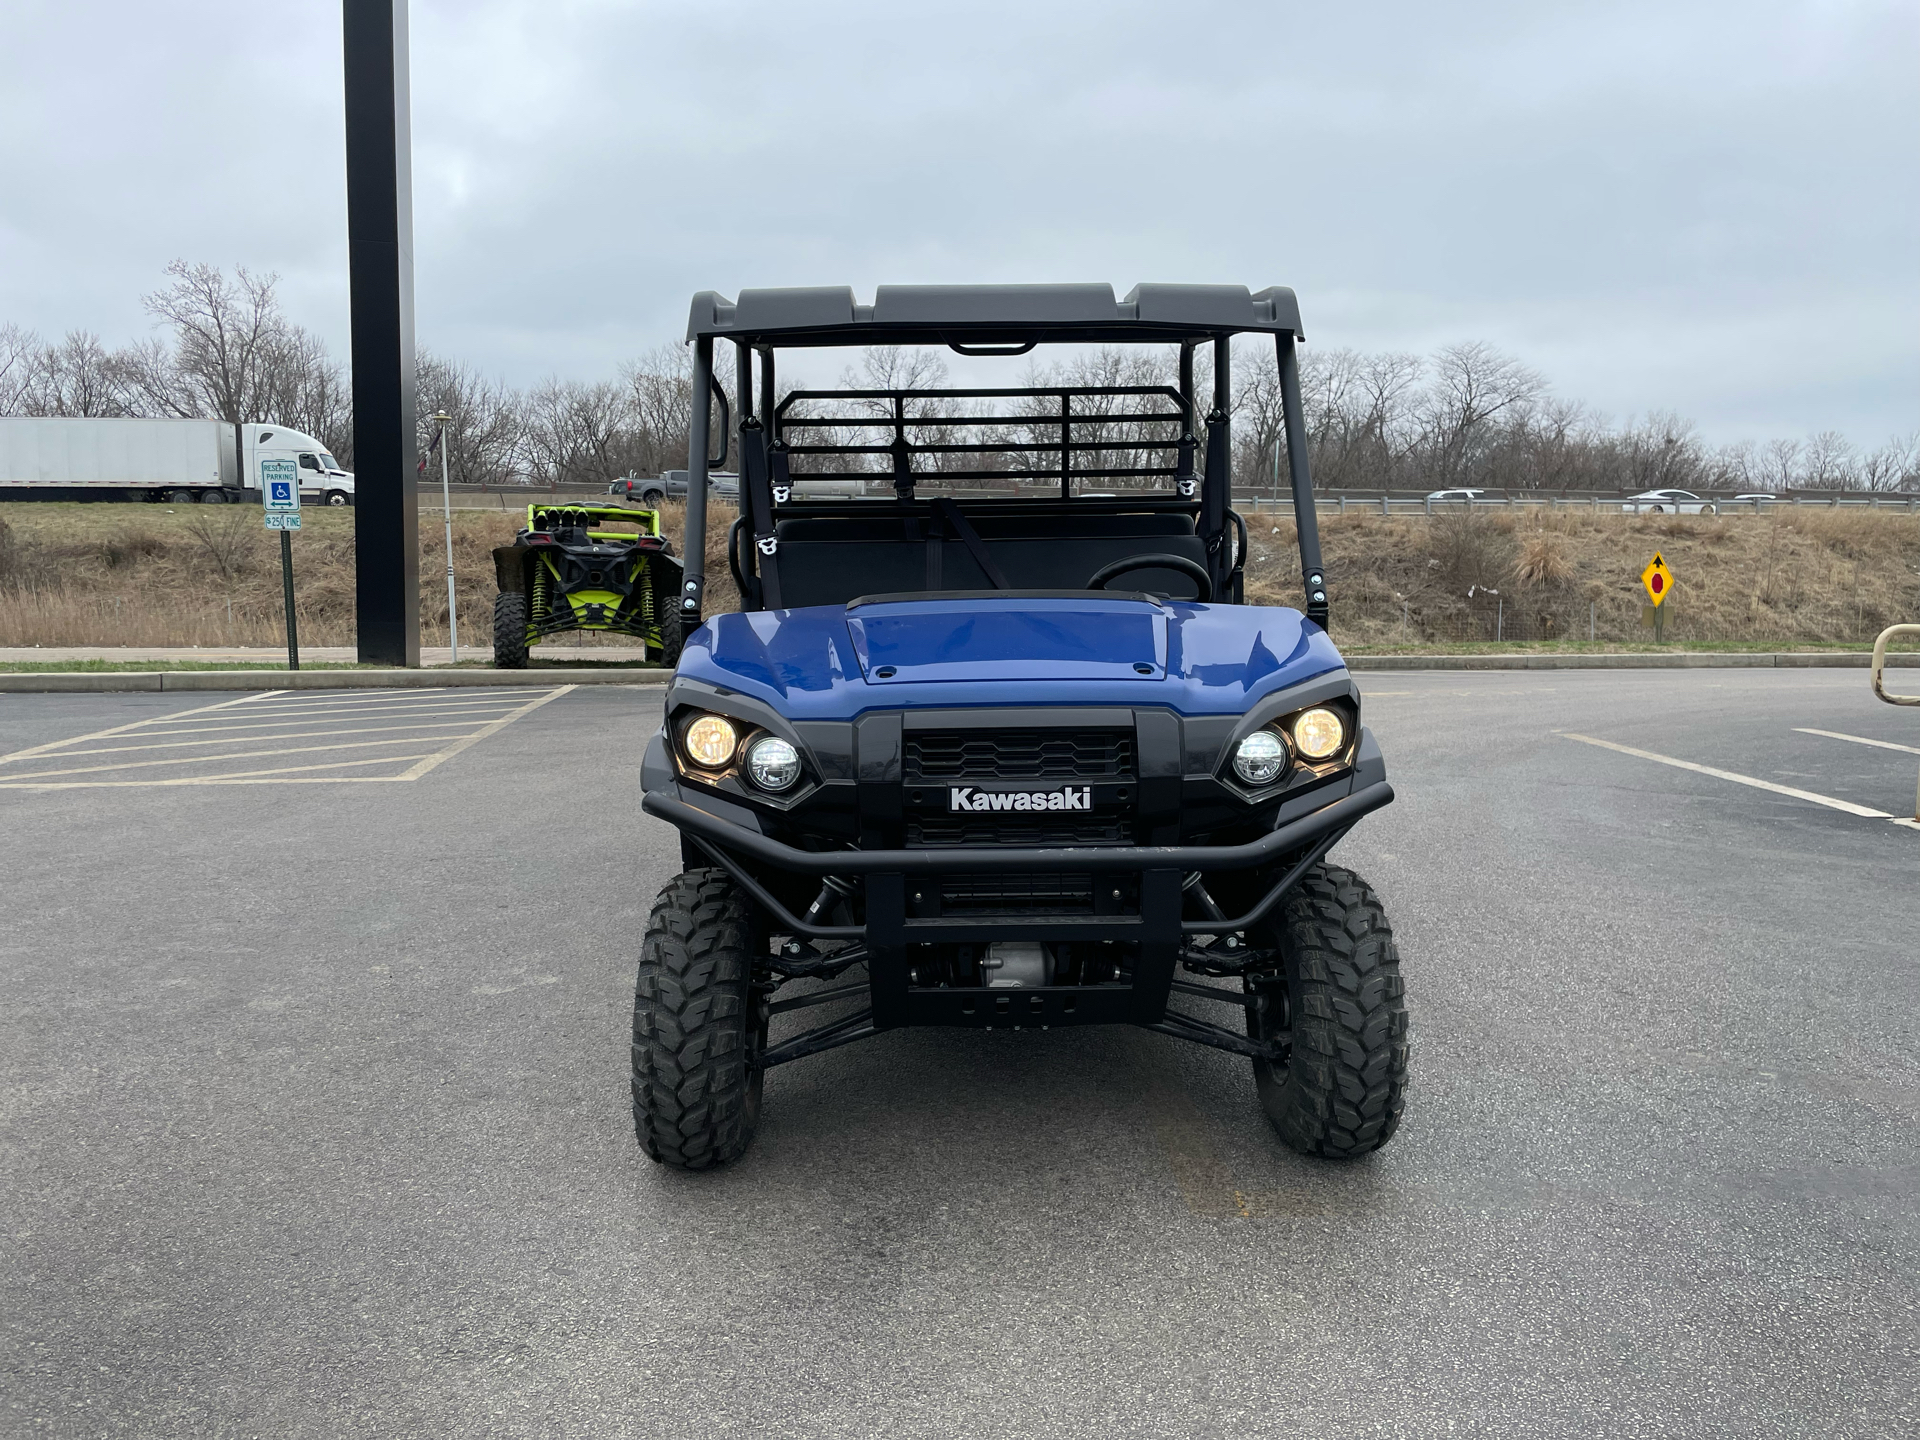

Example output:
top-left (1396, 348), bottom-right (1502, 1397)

top-left (431, 411), bottom-right (457, 663)
top-left (1641, 551), bottom-right (1673, 644)
top-left (262, 459), bottom-right (302, 671)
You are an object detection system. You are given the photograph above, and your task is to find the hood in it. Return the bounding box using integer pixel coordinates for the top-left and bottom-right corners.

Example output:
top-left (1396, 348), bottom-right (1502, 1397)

top-left (676, 595), bottom-right (1343, 719)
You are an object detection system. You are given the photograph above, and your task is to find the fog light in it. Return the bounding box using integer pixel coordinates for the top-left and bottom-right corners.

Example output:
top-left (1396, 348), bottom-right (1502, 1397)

top-left (683, 714), bottom-right (738, 768)
top-left (745, 735), bottom-right (801, 791)
top-left (1291, 707), bottom-right (1346, 760)
top-left (1232, 729), bottom-right (1288, 785)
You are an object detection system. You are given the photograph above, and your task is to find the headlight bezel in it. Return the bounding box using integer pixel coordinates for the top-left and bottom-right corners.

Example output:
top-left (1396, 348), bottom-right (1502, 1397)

top-left (680, 713), bottom-right (739, 769)
top-left (1231, 728), bottom-right (1290, 785)
top-left (1288, 706), bottom-right (1347, 762)
top-left (1216, 695), bottom-right (1359, 797)
top-left (670, 704), bottom-right (815, 807)
top-left (744, 734), bottom-right (802, 792)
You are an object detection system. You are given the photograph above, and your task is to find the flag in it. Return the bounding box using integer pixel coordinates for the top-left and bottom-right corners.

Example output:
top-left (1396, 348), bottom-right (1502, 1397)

top-left (417, 424), bottom-right (443, 475)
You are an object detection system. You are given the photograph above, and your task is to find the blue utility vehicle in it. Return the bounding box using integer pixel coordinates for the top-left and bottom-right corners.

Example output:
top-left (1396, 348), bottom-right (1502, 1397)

top-left (635, 284), bottom-right (1405, 1168)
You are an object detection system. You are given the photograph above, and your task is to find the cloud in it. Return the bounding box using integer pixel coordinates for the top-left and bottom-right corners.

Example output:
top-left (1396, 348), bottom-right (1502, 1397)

top-left (1, 0), bottom-right (1914, 442)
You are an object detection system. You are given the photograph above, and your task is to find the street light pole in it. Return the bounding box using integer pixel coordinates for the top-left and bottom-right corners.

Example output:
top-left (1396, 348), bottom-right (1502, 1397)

top-left (436, 410), bottom-right (457, 662)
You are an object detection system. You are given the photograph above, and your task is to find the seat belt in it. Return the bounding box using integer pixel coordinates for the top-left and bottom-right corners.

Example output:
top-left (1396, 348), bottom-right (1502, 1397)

top-left (929, 497), bottom-right (1010, 590)
top-left (738, 420), bottom-right (782, 609)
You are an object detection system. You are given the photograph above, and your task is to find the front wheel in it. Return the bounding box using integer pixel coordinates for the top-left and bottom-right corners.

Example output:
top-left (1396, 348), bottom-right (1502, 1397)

top-left (1247, 864), bottom-right (1408, 1159)
top-left (325, 490), bottom-right (352, 507)
top-left (492, 592), bottom-right (529, 668)
top-left (632, 869), bottom-right (766, 1170)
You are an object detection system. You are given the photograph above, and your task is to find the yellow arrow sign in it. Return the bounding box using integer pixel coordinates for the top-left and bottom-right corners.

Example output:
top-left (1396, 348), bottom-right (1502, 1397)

top-left (1642, 552), bottom-right (1673, 606)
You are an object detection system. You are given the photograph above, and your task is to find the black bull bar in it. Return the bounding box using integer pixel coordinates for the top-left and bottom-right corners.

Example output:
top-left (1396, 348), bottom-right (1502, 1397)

top-left (641, 781), bottom-right (1393, 1052)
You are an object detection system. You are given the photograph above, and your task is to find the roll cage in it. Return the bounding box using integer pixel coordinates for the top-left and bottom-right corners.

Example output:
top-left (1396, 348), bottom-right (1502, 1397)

top-left (676, 283), bottom-right (1328, 626)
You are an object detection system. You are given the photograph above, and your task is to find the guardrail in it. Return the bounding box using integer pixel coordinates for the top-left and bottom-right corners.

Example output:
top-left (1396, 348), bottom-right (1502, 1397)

top-left (1234, 493), bottom-right (1920, 516)
top-left (401, 484), bottom-right (1920, 519)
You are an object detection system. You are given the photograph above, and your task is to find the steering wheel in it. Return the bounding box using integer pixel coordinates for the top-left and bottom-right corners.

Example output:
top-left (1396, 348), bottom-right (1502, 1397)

top-left (1086, 554), bottom-right (1213, 602)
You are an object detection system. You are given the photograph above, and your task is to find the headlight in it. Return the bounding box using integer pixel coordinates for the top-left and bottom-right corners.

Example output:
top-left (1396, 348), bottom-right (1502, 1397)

top-left (1290, 707), bottom-right (1346, 761)
top-left (745, 735), bottom-right (801, 791)
top-left (1231, 729), bottom-right (1289, 785)
top-left (683, 714), bottom-right (738, 768)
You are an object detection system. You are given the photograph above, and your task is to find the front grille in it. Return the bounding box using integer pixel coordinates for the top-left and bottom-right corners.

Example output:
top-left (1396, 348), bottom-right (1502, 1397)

top-left (904, 729), bottom-right (1135, 781)
top-left (939, 872), bottom-right (1096, 914)
top-left (908, 816), bottom-right (1129, 847)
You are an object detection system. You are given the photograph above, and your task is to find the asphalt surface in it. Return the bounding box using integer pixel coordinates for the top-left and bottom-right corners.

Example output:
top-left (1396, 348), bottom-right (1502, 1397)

top-left (2, 671), bottom-right (1915, 1438)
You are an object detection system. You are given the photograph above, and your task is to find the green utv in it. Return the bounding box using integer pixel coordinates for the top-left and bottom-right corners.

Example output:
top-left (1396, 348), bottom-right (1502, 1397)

top-left (490, 504), bottom-right (685, 668)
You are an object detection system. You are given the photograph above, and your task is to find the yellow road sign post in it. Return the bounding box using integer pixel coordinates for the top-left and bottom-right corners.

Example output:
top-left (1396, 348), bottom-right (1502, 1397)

top-left (1641, 552), bottom-right (1673, 643)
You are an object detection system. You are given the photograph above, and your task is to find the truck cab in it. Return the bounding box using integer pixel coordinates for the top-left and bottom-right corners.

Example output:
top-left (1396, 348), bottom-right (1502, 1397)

top-left (245, 425), bottom-right (354, 506)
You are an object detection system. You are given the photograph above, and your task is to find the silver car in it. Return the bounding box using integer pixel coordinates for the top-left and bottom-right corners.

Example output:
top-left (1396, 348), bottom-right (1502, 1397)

top-left (1622, 488), bottom-right (1717, 515)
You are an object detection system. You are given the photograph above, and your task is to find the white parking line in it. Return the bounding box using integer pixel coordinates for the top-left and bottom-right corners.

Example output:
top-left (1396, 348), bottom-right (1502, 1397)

top-left (0, 685), bottom-right (575, 789)
top-left (1559, 732), bottom-right (1920, 829)
top-left (1794, 727), bottom-right (1920, 757)
top-left (43, 719), bottom-right (509, 759)
top-left (0, 693), bottom-right (266, 766)
top-left (1, 734), bottom-right (463, 783)
top-left (133, 699), bottom-right (532, 729)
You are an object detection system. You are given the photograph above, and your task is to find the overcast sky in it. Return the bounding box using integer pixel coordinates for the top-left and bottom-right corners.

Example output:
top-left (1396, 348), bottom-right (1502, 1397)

top-left (3, 0), bottom-right (1914, 443)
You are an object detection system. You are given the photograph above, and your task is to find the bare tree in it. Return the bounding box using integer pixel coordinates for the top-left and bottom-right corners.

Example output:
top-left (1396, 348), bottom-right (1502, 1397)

top-left (622, 343), bottom-right (696, 476)
top-left (1301, 348), bottom-right (1424, 491)
top-left (0, 324), bottom-right (41, 415)
top-left (262, 327), bottom-right (352, 460)
top-left (137, 261), bottom-right (289, 422)
top-left (1762, 437), bottom-right (1803, 491)
top-left (416, 348), bottom-right (522, 485)
top-left (520, 378), bottom-right (639, 487)
top-left (1800, 430), bottom-right (1857, 489)
top-left (1414, 342), bottom-right (1546, 488)
top-left (1856, 434), bottom-right (1919, 493)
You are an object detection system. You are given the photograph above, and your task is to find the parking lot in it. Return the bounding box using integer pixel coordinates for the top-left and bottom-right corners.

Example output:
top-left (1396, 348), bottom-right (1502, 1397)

top-left (2, 670), bottom-right (1915, 1437)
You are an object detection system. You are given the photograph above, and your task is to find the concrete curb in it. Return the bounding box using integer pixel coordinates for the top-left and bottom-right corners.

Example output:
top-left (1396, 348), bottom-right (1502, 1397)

top-left (1345, 651), bottom-right (1919, 671)
top-left (0, 668), bottom-right (671, 694)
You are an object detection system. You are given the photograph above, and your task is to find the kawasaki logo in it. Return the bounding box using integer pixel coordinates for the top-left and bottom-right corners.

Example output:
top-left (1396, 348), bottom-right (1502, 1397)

top-left (949, 786), bottom-right (1091, 812)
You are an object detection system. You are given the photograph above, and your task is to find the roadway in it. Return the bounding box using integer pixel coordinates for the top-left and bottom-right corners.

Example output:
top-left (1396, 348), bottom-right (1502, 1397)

top-left (1, 670), bottom-right (1915, 1437)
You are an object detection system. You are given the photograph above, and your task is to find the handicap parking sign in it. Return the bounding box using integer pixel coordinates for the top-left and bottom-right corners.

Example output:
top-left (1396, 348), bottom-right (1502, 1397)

top-left (260, 458), bottom-right (301, 511)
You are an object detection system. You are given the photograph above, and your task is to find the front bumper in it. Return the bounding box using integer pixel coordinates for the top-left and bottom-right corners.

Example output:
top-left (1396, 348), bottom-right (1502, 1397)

top-left (641, 775), bottom-right (1392, 1034)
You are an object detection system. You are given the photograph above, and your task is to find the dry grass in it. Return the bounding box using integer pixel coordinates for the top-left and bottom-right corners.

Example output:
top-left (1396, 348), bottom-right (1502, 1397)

top-left (3, 500), bottom-right (1915, 649)
top-left (1244, 507), bottom-right (1920, 643)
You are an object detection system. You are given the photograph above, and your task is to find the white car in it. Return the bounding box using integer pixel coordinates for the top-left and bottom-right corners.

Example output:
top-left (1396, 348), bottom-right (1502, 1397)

top-left (1622, 488), bottom-right (1717, 515)
top-left (1425, 488), bottom-right (1487, 502)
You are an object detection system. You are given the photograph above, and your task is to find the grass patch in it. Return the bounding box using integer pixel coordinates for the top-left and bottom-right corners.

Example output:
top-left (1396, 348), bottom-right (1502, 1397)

top-left (3, 499), bottom-right (1916, 649)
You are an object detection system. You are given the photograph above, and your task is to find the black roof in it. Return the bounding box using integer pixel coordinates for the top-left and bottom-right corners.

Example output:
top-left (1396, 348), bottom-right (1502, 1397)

top-left (685, 283), bottom-right (1303, 347)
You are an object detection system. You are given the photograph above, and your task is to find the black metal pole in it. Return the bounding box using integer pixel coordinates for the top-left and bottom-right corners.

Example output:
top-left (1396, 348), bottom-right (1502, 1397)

top-left (1201, 335), bottom-right (1232, 592)
top-left (735, 340), bottom-right (752, 468)
top-left (1277, 333), bottom-right (1327, 629)
top-left (343, 0), bottom-right (419, 666)
top-left (682, 337), bottom-right (713, 627)
top-left (280, 527), bottom-right (301, 670)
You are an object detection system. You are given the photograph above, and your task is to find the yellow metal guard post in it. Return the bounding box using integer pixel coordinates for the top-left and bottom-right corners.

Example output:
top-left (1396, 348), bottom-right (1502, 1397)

top-left (1870, 624), bottom-right (1920, 821)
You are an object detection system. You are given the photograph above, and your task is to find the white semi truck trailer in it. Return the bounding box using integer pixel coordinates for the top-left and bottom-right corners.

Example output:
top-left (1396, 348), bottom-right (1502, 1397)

top-left (0, 417), bottom-right (355, 505)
